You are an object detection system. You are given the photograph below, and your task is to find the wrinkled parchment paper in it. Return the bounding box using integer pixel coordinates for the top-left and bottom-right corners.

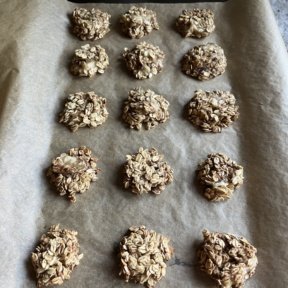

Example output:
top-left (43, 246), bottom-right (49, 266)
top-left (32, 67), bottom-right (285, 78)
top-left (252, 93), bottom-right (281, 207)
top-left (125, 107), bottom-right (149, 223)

top-left (0, 0), bottom-right (288, 287)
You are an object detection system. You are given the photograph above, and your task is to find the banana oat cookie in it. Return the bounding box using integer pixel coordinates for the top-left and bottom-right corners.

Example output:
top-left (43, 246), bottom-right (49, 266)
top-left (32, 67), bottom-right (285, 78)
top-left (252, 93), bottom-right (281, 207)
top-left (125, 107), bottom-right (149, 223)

top-left (122, 42), bottom-right (165, 79)
top-left (70, 44), bottom-right (109, 78)
top-left (31, 225), bottom-right (83, 287)
top-left (122, 87), bottom-right (169, 130)
top-left (186, 90), bottom-right (239, 133)
top-left (123, 147), bottom-right (173, 195)
top-left (181, 43), bottom-right (227, 80)
top-left (198, 230), bottom-right (258, 288)
top-left (176, 8), bottom-right (215, 38)
top-left (120, 6), bottom-right (159, 39)
top-left (196, 153), bottom-right (244, 201)
top-left (47, 146), bottom-right (100, 203)
top-left (119, 225), bottom-right (173, 287)
top-left (59, 91), bottom-right (108, 132)
top-left (71, 7), bottom-right (111, 40)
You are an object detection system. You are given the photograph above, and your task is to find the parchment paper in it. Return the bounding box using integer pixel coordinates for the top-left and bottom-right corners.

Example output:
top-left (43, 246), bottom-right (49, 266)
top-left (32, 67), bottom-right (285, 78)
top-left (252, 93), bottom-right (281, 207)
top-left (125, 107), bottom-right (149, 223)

top-left (0, 0), bottom-right (288, 287)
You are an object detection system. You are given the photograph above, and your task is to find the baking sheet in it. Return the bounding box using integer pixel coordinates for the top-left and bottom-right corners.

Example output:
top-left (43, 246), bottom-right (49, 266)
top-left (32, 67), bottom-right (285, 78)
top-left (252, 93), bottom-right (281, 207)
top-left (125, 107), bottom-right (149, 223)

top-left (0, 0), bottom-right (288, 287)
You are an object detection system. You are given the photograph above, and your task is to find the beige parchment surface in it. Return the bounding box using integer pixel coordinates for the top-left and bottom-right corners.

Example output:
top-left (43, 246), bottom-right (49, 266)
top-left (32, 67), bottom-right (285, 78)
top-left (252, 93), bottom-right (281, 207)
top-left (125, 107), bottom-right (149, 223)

top-left (0, 0), bottom-right (288, 287)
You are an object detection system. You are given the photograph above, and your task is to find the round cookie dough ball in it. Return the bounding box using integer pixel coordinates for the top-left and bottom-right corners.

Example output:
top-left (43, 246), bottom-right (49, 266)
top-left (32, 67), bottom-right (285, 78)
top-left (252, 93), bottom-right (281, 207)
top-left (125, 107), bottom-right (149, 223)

top-left (176, 8), bottom-right (215, 38)
top-left (47, 146), bottom-right (100, 203)
top-left (70, 44), bottom-right (109, 78)
top-left (122, 87), bottom-right (170, 130)
top-left (120, 6), bottom-right (159, 39)
top-left (71, 7), bottom-right (111, 40)
top-left (198, 230), bottom-right (258, 288)
top-left (122, 42), bottom-right (165, 79)
top-left (196, 153), bottom-right (244, 201)
top-left (187, 90), bottom-right (239, 133)
top-left (119, 225), bottom-right (173, 287)
top-left (59, 91), bottom-right (108, 132)
top-left (181, 43), bottom-right (227, 81)
top-left (123, 147), bottom-right (173, 195)
top-left (31, 225), bottom-right (83, 287)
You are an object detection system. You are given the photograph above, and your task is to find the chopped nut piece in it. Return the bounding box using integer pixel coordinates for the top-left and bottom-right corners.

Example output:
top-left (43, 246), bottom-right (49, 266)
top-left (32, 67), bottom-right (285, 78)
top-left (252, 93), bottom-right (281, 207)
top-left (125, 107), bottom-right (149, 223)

top-left (122, 87), bottom-right (169, 130)
top-left (47, 146), bottom-right (100, 203)
top-left (59, 91), bottom-right (108, 132)
top-left (176, 9), bottom-right (215, 38)
top-left (196, 153), bottom-right (244, 201)
top-left (186, 90), bottom-right (239, 133)
top-left (120, 6), bottom-right (159, 39)
top-left (181, 43), bottom-right (227, 81)
top-left (71, 8), bottom-right (111, 40)
top-left (124, 147), bottom-right (173, 195)
top-left (70, 44), bottom-right (109, 78)
top-left (123, 42), bottom-right (165, 79)
top-left (198, 230), bottom-right (258, 288)
top-left (31, 225), bottom-right (83, 287)
top-left (119, 225), bottom-right (173, 287)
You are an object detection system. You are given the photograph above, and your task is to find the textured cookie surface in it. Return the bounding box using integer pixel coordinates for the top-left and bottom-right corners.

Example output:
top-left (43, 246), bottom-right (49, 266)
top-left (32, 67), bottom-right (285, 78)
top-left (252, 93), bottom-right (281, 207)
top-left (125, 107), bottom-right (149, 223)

top-left (70, 44), bottom-right (109, 78)
top-left (187, 90), bottom-right (239, 133)
top-left (181, 43), bottom-right (227, 80)
top-left (120, 6), bottom-right (159, 39)
top-left (59, 91), bottom-right (108, 132)
top-left (72, 8), bottom-right (110, 40)
top-left (123, 42), bottom-right (165, 79)
top-left (196, 153), bottom-right (244, 201)
top-left (122, 87), bottom-right (169, 130)
top-left (198, 230), bottom-right (258, 288)
top-left (119, 225), bottom-right (173, 287)
top-left (176, 8), bottom-right (215, 38)
top-left (31, 225), bottom-right (83, 287)
top-left (124, 147), bottom-right (173, 195)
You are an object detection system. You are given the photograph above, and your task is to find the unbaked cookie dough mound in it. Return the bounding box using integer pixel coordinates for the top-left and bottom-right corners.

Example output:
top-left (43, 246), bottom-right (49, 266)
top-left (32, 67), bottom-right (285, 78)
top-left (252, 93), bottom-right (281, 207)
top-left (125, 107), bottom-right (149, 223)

top-left (122, 87), bottom-right (169, 130)
top-left (47, 146), bottom-right (100, 203)
top-left (198, 230), bottom-right (258, 288)
top-left (59, 91), bottom-right (108, 132)
top-left (124, 147), bottom-right (173, 195)
top-left (71, 8), bottom-right (111, 40)
top-left (181, 43), bottom-right (227, 80)
top-left (70, 44), bottom-right (109, 78)
top-left (122, 42), bottom-right (165, 79)
top-left (119, 226), bottom-right (173, 288)
top-left (196, 153), bottom-right (244, 201)
top-left (176, 9), bottom-right (215, 38)
top-left (187, 90), bottom-right (239, 133)
top-left (120, 6), bottom-right (159, 39)
top-left (31, 225), bottom-right (83, 287)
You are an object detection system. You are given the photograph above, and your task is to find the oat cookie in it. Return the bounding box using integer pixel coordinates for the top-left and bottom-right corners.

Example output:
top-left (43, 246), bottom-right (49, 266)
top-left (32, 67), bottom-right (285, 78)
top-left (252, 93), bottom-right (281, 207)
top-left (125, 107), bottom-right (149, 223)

top-left (196, 153), bottom-right (244, 201)
top-left (120, 6), bottom-right (159, 39)
top-left (71, 8), bottom-right (111, 40)
top-left (59, 91), bottom-right (108, 132)
top-left (124, 147), bottom-right (173, 195)
top-left (198, 230), bottom-right (258, 288)
top-left (70, 44), bottom-right (109, 77)
top-left (31, 225), bottom-right (83, 287)
top-left (187, 90), bottom-right (239, 133)
top-left (47, 146), bottom-right (100, 203)
top-left (119, 225), bottom-right (173, 287)
top-left (122, 42), bottom-right (165, 79)
top-left (176, 9), bottom-right (215, 38)
top-left (122, 87), bottom-right (169, 130)
top-left (181, 43), bottom-right (227, 80)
